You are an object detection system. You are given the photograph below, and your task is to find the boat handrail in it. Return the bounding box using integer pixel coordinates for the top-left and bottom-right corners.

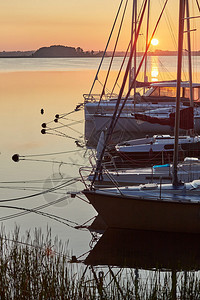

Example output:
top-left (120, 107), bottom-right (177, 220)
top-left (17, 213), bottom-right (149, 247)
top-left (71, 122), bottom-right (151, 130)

top-left (83, 94), bottom-right (101, 102)
top-left (79, 166), bottom-right (93, 189)
top-left (88, 154), bottom-right (96, 169)
top-left (102, 169), bottom-right (124, 195)
top-left (83, 93), bottom-right (118, 102)
top-left (103, 153), bottom-right (119, 173)
top-left (79, 165), bottom-right (124, 194)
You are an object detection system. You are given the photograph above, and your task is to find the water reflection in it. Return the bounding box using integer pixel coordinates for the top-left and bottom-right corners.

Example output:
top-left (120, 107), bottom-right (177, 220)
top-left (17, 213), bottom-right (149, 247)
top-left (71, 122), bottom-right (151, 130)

top-left (150, 57), bottom-right (159, 81)
top-left (1, 57), bottom-right (200, 258)
top-left (0, 69), bottom-right (96, 256)
top-left (85, 228), bottom-right (200, 271)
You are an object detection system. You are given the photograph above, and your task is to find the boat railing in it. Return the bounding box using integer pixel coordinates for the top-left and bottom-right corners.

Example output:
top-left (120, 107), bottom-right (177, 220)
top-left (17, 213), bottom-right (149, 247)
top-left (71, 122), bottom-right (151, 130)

top-left (83, 93), bottom-right (118, 102)
top-left (80, 164), bottom-right (124, 194)
top-left (79, 166), bottom-right (94, 189)
top-left (88, 154), bottom-right (97, 169)
top-left (101, 168), bottom-right (124, 195)
top-left (102, 153), bottom-right (119, 174)
top-left (79, 153), bottom-right (97, 189)
top-left (83, 94), bottom-right (101, 102)
top-left (80, 152), bottom-right (122, 192)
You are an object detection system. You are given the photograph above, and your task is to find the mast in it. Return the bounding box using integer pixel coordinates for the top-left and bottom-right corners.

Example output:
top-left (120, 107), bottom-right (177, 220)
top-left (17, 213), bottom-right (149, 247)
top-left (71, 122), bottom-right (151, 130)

top-left (91, 0), bottom-right (148, 187)
top-left (172, 0), bottom-right (186, 186)
top-left (129, 0), bottom-right (137, 92)
top-left (185, 0), bottom-right (193, 107)
top-left (144, 0), bottom-right (150, 93)
top-left (133, 0), bottom-right (137, 96)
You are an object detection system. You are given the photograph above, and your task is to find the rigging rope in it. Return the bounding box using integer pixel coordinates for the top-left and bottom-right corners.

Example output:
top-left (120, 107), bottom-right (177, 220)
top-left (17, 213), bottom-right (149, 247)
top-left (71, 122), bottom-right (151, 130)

top-left (110, 42), bottom-right (130, 96)
top-left (18, 158), bottom-right (86, 167)
top-left (42, 127), bottom-right (84, 143)
top-left (98, 0), bottom-right (129, 105)
top-left (0, 177), bottom-right (81, 202)
top-left (13, 149), bottom-right (84, 158)
top-left (110, 0), bottom-right (147, 97)
top-left (0, 204), bottom-right (79, 228)
top-left (88, 0), bottom-right (125, 96)
top-left (91, 0), bottom-right (149, 187)
top-left (196, 0), bottom-right (200, 12)
top-left (113, 0), bottom-right (169, 130)
top-left (0, 194), bottom-right (75, 223)
top-left (57, 120), bottom-right (83, 136)
top-left (159, 0), bottom-right (177, 50)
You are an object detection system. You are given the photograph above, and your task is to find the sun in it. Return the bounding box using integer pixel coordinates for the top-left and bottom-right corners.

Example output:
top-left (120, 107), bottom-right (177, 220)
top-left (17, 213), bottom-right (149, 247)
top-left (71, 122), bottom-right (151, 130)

top-left (151, 38), bottom-right (159, 46)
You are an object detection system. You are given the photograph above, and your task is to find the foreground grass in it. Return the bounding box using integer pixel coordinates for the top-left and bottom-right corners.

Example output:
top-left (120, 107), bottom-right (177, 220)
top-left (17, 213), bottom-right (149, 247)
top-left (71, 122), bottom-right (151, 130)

top-left (0, 226), bottom-right (199, 299)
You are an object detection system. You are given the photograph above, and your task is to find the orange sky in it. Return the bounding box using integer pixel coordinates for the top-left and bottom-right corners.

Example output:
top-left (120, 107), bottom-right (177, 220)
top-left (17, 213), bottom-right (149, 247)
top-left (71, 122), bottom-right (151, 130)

top-left (0, 0), bottom-right (199, 52)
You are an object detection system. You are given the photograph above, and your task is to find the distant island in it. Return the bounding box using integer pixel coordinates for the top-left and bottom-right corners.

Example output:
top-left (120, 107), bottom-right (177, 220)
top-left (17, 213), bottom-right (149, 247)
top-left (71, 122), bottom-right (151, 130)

top-left (0, 45), bottom-right (200, 58)
top-left (32, 45), bottom-right (104, 58)
top-left (0, 45), bottom-right (104, 58)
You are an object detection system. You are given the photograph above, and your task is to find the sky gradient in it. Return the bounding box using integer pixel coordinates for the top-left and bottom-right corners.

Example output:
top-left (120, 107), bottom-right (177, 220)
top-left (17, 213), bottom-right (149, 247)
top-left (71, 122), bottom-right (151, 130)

top-left (0, 0), bottom-right (199, 52)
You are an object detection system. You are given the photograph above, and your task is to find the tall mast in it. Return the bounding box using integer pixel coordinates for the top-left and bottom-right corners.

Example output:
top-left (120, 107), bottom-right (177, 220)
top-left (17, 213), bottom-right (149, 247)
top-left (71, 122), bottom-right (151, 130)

top-left (172, 0), bottom-right (186, 186)
top-left (133, 0), bottom-right (137, 96)
top-left (185, 0), bottom-right (193, 107)
top-left (129, 0), bottom-right (137, 92)
top-left (144, 0), bottom-right (150, 93)
top-left (91, 0), bottom-right (148, 187)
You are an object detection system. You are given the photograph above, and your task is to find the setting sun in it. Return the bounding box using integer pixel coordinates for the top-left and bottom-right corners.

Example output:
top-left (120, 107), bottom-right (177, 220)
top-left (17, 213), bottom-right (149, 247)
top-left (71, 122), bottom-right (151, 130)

top-left (151, 38), bottom-right (159, 46)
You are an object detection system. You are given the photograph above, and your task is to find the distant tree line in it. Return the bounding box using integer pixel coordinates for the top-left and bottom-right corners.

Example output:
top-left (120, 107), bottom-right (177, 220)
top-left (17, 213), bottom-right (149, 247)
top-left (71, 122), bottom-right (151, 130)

top-left (0, 50), bottom-right (34, 57)
top-left (32, 45), bottom-right (104, 58)
top-left (1, 45), bottom-right (200, 58)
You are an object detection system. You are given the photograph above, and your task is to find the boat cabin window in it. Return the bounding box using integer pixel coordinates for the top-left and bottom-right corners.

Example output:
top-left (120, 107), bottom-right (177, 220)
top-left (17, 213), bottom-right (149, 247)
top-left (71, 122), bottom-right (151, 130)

top-left (184, 87), bottom-right (200, 101)
top-left (150, 87), bottom-right (177, 98)
top-left (149, 86), bottom-right (200, 101)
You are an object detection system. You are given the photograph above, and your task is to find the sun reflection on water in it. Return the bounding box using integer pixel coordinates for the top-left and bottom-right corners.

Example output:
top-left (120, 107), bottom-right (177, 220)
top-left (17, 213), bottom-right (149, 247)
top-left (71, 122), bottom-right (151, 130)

top-left (150, 57), bottom-right (159, 81)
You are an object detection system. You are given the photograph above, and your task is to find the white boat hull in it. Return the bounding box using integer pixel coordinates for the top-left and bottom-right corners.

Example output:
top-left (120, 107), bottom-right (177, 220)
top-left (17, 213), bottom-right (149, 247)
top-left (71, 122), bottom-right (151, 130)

top-left (89, 166), bottom-right (200, 187)
top-left (85, 113), bottom-right (200, 147)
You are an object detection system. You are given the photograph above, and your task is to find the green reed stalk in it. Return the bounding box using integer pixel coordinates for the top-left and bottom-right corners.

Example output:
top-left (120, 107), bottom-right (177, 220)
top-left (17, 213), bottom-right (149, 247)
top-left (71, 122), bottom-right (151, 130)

top-left (0, 225), bottom-right (199, 299)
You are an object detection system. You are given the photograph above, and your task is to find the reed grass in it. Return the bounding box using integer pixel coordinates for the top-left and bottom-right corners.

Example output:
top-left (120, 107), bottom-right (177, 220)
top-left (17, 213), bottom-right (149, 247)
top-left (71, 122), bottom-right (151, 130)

top-left (0, 225), bottom-right (199, 299)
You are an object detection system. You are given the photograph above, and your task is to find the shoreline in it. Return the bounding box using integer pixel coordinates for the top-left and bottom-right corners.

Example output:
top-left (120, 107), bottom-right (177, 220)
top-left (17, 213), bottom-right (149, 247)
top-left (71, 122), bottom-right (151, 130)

top-left (0, 54), bottom-right (200, 58)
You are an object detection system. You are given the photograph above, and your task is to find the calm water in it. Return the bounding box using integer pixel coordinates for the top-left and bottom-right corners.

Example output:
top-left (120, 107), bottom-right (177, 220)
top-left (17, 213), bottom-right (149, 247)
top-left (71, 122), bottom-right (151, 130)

top-left (0, 56), bottom-right (200, 257)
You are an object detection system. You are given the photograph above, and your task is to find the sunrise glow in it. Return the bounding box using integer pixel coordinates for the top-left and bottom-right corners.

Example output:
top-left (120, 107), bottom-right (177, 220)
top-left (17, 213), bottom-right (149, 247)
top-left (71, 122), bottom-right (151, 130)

top-left (151, 38), bottom-right (159, 46)
top-left (0, 1), bottom-right (199, 52)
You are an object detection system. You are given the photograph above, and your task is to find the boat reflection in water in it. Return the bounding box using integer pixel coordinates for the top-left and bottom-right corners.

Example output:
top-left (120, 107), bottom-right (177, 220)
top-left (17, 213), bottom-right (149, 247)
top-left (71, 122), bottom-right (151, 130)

top-left (85, 228), bottom-right (200, 271)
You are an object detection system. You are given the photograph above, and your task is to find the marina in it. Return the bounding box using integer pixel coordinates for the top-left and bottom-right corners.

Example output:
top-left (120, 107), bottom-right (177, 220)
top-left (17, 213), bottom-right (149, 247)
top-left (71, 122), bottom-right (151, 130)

top-left (1, 0), bottom-right (200, 297)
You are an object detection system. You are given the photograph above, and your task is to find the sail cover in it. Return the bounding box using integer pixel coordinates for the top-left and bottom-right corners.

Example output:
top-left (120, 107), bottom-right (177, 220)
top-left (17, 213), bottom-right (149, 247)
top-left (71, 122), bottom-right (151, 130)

top-left (135, 106), bottom-right (194, 130)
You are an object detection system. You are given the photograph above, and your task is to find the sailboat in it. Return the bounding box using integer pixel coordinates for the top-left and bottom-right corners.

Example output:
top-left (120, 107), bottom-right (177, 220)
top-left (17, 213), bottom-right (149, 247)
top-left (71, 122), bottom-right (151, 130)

top-left (84, 0), bottom-right (200, 147)
top-left (103, 133), bottom-right (200, 168)
top-left (85, 82), bottom-right (200, 147)
top-left (88, 157), bottom-right (200, 187)
top-left (83, 0), bottom-right (200, 233)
